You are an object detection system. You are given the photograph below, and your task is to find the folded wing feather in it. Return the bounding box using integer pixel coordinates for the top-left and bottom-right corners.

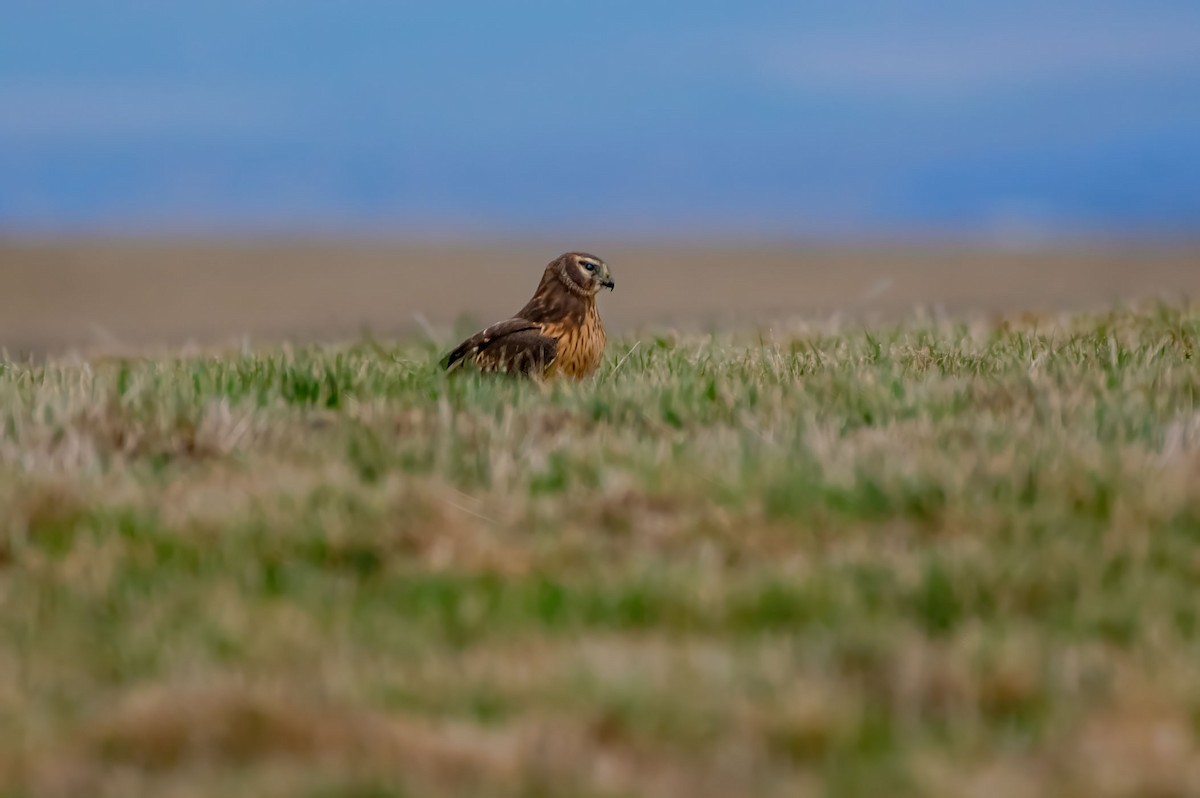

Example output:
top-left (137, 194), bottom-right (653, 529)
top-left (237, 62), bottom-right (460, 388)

top-left (442, 318), bottom-right (558, 376)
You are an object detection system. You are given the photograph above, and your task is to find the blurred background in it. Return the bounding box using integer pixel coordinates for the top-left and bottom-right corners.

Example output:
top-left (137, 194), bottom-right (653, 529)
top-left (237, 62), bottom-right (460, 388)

top-left (2, 1), bottom-right (1199, 353)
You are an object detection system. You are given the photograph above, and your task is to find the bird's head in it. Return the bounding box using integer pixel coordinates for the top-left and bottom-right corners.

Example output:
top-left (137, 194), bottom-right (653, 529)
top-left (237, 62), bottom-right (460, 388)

top-left (553, 252), bottom-right (615, 296)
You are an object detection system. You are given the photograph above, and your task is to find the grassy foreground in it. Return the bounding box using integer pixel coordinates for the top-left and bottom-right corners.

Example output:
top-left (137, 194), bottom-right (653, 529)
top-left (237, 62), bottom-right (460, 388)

top-left (2, 306), bottom-right (1200, 797)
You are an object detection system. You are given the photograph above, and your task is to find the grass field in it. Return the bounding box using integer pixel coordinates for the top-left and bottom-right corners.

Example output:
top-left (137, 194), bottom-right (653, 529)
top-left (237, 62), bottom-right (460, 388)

top-left (3, 303), bottom-right (1200, 797)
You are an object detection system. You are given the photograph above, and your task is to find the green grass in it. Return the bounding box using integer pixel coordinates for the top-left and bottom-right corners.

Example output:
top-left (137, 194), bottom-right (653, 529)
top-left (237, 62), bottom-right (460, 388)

top-left (3, 305), bottom-right (1200, 797)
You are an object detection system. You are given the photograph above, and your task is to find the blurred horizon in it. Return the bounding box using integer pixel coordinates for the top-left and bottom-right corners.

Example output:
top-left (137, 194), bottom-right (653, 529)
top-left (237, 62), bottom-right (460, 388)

top-left (2, 1), bottom-right (1199, 241)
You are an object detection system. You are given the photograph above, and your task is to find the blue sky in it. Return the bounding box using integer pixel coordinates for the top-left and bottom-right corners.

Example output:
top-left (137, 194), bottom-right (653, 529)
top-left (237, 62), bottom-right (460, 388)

top-left (2, 1), bottom-right (1198, 238)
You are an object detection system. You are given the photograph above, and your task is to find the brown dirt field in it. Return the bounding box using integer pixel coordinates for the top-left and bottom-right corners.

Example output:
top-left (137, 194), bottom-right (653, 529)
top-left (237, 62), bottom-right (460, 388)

top-left (1, 239), bottom-right (1197, 354)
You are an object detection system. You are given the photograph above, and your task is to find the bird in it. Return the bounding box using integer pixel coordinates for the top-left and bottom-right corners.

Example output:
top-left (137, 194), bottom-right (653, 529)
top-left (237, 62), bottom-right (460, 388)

top-left (442, 252), bottom-right (615, 379)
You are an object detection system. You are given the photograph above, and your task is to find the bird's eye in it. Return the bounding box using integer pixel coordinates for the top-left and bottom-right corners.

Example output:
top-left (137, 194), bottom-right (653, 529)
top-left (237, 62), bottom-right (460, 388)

top-left (583, 262), bottom-right (596, 272)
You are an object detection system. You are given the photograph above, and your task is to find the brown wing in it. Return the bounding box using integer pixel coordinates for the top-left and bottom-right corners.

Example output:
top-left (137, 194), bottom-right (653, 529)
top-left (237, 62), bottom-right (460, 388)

top-left (441, 318), bottom-right (558, 376)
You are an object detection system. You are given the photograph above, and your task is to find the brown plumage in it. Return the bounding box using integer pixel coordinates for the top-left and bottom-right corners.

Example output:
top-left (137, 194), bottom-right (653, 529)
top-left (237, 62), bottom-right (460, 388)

top-left (442, 252), bottom-right (615, 379)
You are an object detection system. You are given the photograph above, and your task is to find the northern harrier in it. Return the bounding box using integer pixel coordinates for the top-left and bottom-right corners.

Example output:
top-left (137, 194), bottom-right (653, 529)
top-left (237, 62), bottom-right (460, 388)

top-left (442, 252), bottom-right (615, 379)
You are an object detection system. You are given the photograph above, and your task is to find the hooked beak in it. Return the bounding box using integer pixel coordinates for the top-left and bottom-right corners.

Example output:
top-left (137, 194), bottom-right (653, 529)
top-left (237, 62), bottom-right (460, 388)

top-left (600, 276), bottom-right (615, 290)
